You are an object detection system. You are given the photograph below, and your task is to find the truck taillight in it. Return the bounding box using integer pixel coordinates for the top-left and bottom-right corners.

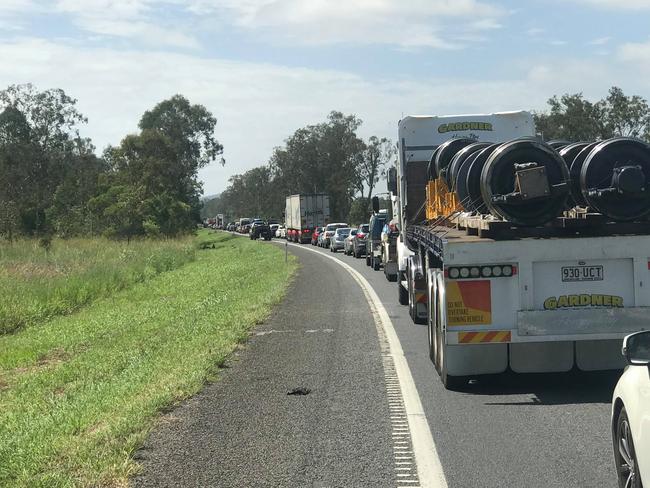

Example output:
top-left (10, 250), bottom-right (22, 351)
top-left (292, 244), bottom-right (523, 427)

top-left (446, 265), bottom-right (516, 279)
top-left (303, 229), bottom-right (310, 233)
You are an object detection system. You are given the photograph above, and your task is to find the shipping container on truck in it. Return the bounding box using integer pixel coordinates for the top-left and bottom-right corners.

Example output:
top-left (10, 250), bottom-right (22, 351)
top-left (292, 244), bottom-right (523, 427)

top-left (285, 194), bottom-right (331, 243)
top-left (391, 111), bottom-right (650, 389)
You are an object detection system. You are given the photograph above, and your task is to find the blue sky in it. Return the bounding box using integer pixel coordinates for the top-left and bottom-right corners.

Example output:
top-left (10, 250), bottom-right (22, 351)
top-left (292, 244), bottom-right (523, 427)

top-left (0, 0), bottom-right (649, 195)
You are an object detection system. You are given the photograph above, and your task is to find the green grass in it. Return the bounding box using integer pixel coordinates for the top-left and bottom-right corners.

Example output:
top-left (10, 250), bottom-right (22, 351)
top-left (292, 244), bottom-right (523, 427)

top-left (0, 231), bottom-right (297, 487)
top-left (0, 236), bottom-right (197, 334)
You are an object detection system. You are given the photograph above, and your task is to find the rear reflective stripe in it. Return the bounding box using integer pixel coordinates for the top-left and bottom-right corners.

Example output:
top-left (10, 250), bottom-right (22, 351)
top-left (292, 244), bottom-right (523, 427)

top-left (459, 331), bottom-right (511, 344)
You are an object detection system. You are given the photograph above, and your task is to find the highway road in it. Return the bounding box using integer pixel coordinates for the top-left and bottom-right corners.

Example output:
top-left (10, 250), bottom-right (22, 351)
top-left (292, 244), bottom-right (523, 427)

top-left (135, 236), bottom-right (621, 487)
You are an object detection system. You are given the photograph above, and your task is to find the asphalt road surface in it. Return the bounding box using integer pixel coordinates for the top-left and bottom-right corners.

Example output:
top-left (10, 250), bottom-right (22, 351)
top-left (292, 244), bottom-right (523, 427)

top-left (135, 236), bottom-right (621, 488)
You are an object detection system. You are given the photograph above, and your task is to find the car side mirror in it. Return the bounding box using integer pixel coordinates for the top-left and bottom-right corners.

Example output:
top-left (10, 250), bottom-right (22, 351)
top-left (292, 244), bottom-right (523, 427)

top-left (387, 167), bottom-right (397, 194)
top-left (622, 330), bottom-right (650, 366)
top-left (372, 196), bottom-right (380, 213)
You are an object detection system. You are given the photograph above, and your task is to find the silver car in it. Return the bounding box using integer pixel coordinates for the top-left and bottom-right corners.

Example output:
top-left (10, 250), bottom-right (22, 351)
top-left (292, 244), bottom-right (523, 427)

top-left (330, 227), bottom-right (350, 253)
top-left (320, 223), bottom-right (348, 248)
top-left (343, 229), bottom-right (357, 255)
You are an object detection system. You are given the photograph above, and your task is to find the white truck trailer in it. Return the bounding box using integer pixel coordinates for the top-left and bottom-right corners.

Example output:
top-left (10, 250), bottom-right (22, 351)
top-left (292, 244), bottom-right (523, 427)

top-left (392, 111), bottom-right (650, 389)
top-left (285, 194), bottom-right (331, 244)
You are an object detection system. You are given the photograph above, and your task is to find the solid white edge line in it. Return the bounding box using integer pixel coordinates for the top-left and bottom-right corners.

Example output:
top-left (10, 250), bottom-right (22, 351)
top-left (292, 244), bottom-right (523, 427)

top-left (281, 241), bottom-right (448, 488)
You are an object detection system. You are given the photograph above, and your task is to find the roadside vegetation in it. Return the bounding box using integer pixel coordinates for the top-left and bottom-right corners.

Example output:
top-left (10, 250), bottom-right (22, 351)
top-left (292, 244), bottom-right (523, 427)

top-left (0, 237), bottom-right (196, 334)
top-left (0, 231), bottom-right (296, 487)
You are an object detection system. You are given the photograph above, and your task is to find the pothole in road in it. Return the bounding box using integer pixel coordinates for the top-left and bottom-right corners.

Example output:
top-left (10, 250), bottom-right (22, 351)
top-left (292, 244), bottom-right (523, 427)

top-left (287, 387), bottom-right (311, 396)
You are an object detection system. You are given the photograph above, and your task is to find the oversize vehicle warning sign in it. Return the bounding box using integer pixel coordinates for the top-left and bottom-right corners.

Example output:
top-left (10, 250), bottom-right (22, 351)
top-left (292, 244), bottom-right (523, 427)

top-left (446, 281), bottom-right (491, 326)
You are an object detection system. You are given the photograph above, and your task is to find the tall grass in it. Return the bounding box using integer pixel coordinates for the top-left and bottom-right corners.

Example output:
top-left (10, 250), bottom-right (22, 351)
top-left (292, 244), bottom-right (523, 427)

top-left (0, 236), bottom-right (196, 334)
top-left (0, 231), bottom-right (296, 487)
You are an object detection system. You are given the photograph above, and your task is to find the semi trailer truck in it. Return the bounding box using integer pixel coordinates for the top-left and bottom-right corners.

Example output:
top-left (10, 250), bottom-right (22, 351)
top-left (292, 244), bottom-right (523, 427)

top-left (391, 111), bottom-right (650, 389)
top-left (285, 194), bottom-right (331, 243)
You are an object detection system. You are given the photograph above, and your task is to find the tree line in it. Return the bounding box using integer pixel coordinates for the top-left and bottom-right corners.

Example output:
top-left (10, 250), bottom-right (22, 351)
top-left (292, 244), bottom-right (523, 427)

top-left (2, 83), bottom-right (648, 240)
top-left (204, 111), bottom-right (394, 225)
top-left (0, 84), bottom-right (222, 240)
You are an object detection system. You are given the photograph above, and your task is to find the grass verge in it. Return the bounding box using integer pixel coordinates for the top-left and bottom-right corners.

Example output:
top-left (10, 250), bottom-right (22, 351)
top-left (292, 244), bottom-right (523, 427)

top-left (0, 231), bottom-right (297, 487)
top-left (0, 236), bottom-right (197, 334)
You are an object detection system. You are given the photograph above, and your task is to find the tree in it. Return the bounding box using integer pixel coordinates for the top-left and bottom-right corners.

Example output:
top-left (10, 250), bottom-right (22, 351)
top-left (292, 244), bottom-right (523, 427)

top-left (0, 200), bottom-right (20, 241)
top-left (0, 84), bottom-right (92, 235)
top-left (600, 87), bottom-right (650, 140)
top-left (534, 86), bottom-right (650, 142)
top-left (268, 111), bottom-right (365, 220)
top-left (355, 136), bottom-right (394, 209)
top-left (92, 95), bottom-right (223, 238)
top-left (533, 93), bottom-right (604, 141)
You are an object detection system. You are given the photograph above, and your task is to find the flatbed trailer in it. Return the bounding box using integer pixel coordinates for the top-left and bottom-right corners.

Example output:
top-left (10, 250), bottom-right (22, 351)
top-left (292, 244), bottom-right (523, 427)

top-left (406, 221), bottom-right (650, 389)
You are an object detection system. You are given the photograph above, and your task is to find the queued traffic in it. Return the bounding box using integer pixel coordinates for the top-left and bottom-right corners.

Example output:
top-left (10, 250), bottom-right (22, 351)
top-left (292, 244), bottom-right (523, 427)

top-left (205, 109), bottom-right (650, 487)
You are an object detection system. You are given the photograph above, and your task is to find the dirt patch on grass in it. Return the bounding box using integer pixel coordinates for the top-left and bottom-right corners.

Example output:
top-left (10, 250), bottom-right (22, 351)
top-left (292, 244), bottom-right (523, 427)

top-left (3, 262), bottom-right (68, 279)
top-left (8, 348), bottom-right (72, 379)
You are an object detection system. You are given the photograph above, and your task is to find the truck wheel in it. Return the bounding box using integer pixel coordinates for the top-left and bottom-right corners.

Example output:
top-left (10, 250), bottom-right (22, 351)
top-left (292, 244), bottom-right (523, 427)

top-left (366, 255), bottom-right (371, 266)
top-left (398, 281), bottom-right (409, 305)
top-left (373, 257), bottom-right (380, 271)
top-left (442, 369), bottom-right (467, 391)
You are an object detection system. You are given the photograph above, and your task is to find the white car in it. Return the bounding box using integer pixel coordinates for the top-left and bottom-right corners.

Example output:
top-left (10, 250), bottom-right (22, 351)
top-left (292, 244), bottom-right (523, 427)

top-left (612, 330), bottom-right (650, 488)
top-left (269, 224), bottom-right (279, 237)
top-left (276, 225), bottom-right (286, 238)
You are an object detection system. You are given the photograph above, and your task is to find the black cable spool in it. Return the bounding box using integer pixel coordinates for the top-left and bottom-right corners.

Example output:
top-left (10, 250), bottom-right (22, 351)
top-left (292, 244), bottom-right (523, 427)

top-left (565, 142), bottom-right (599, 206)
top-left (434, 138), bottom-right (476, 189)
top-left (580, 137), bottom-right (650, 221)
top-left (547, 139), bottom-right (573, 151)
top-left (464, 144), bottom-right (500, 214)
top-left (480, 140), bottom-right (571, 226)
top-left (427, 146), bottom-right (442, 180)
top-left (456, 149), bottom-right (485, 211)
top-left (448, 142), bottom-right (493, 193)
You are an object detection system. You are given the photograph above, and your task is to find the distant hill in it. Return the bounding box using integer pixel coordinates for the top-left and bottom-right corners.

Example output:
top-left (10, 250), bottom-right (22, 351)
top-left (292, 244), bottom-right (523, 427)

top-left (201, 193), bottom-right (220, 202)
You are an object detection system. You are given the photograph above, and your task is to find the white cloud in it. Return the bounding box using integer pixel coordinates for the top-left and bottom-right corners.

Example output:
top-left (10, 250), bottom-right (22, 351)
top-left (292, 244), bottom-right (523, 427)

top-left (527, 27), bottom-right (545, 37)
top-left (0, 38), bottom-right (645, 194)
top-left (588, 36), bottom-right (611, 45)
top-left (573, 0), bottom-right (650, 9)
top-left (51, 0), bottom-right (200, 48)
top-left (191, 0), bottom-right (506, 48)
top-left (619, 39), bottom-right (650, 62)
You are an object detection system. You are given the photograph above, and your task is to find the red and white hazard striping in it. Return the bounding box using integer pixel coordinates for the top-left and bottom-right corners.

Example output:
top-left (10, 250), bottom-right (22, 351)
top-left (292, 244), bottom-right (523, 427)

top-left (459, 331), bottom-right (511, 344)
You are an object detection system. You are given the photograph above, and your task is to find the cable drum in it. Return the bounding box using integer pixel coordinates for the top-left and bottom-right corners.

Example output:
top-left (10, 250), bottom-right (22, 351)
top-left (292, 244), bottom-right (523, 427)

top-left (434, 138), bottom-right (476, 189)
top-left (464, 144), bottom-right (500, 214)
top-left (448, 142), bottom-right (493, 193)
top-left (480, 140), bottom-right (571, 226)
top-left (580, 137), bottom-right (650, 221)
top-left (566, 142), bottom-right (599, 206)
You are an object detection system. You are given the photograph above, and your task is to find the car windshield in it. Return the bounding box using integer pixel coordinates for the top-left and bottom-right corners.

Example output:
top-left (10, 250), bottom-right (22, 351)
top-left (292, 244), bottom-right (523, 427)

top-left (337, 228), bottom-right (350, 235)
top-left (360, 224), bottom-right (369, 232)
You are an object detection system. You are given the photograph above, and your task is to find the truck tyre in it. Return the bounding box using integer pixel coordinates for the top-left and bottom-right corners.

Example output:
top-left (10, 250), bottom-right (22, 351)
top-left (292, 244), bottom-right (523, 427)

top-left (373, 257), bottom-right (380, 271)
top-left (366, 255), bottom-right (371, 266)
top-left (398, 281), bottom-right (409, 305)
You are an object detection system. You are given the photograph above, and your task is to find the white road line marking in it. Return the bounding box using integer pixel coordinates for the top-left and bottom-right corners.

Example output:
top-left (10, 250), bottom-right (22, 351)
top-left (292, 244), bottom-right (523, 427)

top-left (278, 242), bottom-right (448, 488)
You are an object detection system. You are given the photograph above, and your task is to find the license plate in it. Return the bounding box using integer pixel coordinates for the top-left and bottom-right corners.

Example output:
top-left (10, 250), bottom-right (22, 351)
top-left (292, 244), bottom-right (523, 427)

top-left (561, 265), bottom-right (603, 282)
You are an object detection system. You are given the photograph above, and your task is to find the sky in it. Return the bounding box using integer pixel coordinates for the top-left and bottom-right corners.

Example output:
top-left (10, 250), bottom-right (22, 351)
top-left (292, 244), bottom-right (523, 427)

top-left (1, 0), bottom-right (649, 196)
